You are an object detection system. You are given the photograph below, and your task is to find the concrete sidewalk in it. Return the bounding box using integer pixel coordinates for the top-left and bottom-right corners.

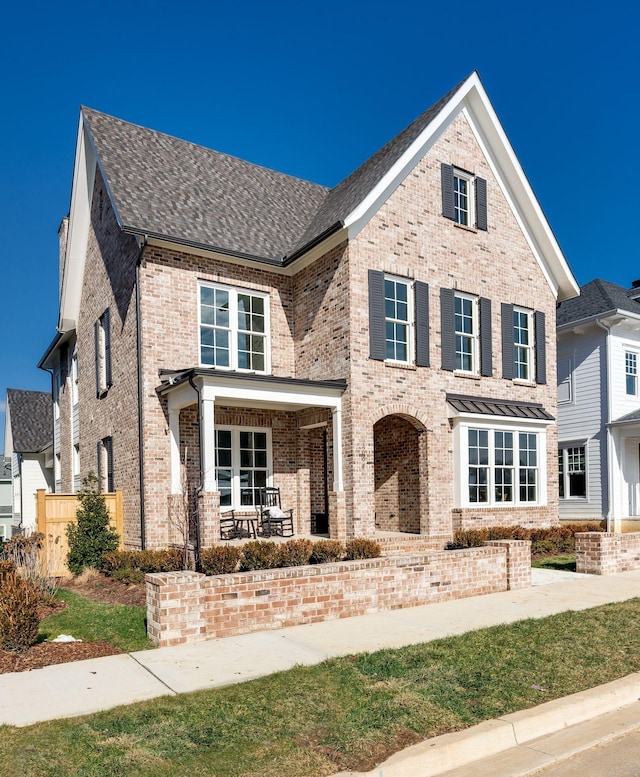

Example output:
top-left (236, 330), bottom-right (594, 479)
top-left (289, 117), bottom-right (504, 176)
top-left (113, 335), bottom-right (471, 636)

top-left (2, 567), bottom-right (640, 729)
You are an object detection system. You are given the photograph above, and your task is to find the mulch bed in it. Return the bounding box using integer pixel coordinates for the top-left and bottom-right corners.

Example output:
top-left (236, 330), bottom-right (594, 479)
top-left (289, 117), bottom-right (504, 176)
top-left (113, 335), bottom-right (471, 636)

top-left (0, 573), bottom-right (146, 675)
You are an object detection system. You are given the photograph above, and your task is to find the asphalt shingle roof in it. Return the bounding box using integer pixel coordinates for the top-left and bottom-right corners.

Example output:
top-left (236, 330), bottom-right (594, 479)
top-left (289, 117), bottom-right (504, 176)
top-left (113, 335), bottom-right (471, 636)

top-left (81, 75), bottom-right (467, 262)
top-left (557, 279), bottom-right (640, 327)
top-left (612, 408), bottom-right (640, 424)
top-left (6, 389), bottom-right (52, 453)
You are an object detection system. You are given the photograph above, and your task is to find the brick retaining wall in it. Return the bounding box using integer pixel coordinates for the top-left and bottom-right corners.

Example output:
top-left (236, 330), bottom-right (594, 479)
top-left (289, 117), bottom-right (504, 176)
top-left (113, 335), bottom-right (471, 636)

top-left (146, 540), bottom-right (530, 647)
top-left (576, 532), bottom-right (640, 575)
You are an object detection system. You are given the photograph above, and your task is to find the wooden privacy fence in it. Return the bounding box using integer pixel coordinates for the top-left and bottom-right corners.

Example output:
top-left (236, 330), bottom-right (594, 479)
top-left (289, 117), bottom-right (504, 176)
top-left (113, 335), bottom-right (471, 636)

top-left (36, 489), bottom-right (124, 576)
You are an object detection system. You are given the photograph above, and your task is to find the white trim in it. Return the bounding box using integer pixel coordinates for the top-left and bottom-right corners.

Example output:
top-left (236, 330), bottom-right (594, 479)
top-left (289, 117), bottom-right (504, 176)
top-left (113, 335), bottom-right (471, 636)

top-left (454, 291), bottom-right (479, 375)
top-left (383, 273), bottom-right (415, 365)
top-left (214, 425), bottom-right (273, 511)
top-left (513, 306), bottom-right (534, 382)
top-left (453, 167), bottom-right (475, 227)
top-left (558, 441), bottom-right (588, 501)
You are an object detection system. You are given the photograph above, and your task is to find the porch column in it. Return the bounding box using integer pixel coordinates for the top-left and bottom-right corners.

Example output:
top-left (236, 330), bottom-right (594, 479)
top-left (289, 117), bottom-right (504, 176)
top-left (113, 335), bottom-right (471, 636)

top-left (201, 396), bottom-right (216, 492)
top-left (169, 407), bottom-right (181, 494)
top-left (332, 406), bottom-right (344, 492)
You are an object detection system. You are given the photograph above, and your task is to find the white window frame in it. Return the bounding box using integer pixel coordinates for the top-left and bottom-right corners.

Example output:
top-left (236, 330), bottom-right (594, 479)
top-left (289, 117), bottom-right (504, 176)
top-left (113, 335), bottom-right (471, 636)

top-left (625, 351), bottom-right (638, 396)
top-left (215, 425), bottom-right (273, 511)
top-left (384, 274), bottom-right (414, 364)
top-left (54, 452), bottom-right (61, 492)
top-left (513, 307), bottom-right (534, 382)
top-left (72, 444), bottom-right (80, 493)
top-left (71, 349), bottom-right (79, 406)
top-left (557, 355), bottom-right (573, 404)
top-left (453, 169), bottom-right (475, 227)
top-left (198, 282), bottom-right (270, 373)
top-left (558, 443), bottom-right (587, 500)
top-left (453, 418), bottom-right (548, 508)
top-left (454, 292), bottom-right (479, 374)
top-left (53, 369), bottom-right (61, 420)
top-left (98, 437), bottom-right (113, 493)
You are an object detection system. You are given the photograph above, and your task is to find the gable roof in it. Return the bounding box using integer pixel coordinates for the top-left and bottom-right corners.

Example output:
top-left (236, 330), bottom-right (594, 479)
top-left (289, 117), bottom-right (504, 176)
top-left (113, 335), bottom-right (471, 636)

top-left (557, 279), bottom-right (640, 327)
top-left (59, 72), bottom-right (579, 331)
top-left (6, 389), bottom-right (52, 453)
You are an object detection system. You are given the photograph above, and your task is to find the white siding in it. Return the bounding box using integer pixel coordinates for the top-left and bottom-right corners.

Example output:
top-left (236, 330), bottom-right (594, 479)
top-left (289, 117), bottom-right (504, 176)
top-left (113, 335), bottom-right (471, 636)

top-left (557, 328), bottom-right (606, 521)
top-left (610, 326), bottom-right (640, 421)
top-left (19, 455), bottom-right (54, 532)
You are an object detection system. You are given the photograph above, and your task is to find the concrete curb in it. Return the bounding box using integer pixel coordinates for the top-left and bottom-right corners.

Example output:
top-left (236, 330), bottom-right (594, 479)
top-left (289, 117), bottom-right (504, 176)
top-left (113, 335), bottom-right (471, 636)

top-left (333, 673), bottom-right (640, 777)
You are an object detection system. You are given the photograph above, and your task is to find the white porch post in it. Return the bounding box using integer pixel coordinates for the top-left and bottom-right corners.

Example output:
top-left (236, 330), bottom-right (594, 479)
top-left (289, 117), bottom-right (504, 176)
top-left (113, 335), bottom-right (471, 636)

top-left (201, 395), bottom-right (217, 492)
top-left (169, 407), bottom-right (181, 494)
top-left (332, 406), bottom-right (343, 491)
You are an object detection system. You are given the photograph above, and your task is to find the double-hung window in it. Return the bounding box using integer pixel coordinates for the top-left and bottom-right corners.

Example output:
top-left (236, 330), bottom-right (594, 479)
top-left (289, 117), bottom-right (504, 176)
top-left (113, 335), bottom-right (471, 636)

top-left (97, 436), bottom-right (113, 493)
top-left (558, 445), bottom-right (586, 499)
top-left (625, 352), bottom-right (637, 395)
top-left (501, 305), bottom-right (546, 384)
top-left (94, 308), bottom-right (112, 396)
top-left (215, 427), bottom-right (271, 510)
top-left (513, 308), bottom-right (533, 381)
top-left (453, 170), bottom-right (473, 226)
top-left (454, 293), bottom-right (478, 373)
top-left (384, 276), bottom-right (413, 363)
top-left (441, 163), bottom-right (487, 231)
top-left (466, 428), bottom-right (539, 505)
top-left (199, 284), bottom-right (268, 372)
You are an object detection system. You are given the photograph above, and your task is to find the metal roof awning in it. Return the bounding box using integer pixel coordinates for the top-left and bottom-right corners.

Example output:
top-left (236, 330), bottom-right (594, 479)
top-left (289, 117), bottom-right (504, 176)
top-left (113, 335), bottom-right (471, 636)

top-left (447, 393), bottom-right (555, 422)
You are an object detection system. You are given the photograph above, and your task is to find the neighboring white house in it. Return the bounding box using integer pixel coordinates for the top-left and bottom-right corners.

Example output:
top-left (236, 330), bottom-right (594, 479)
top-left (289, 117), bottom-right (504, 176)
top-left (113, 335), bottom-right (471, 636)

top-left (0, 457), bottom-right (11, 540)
top-left (3, 389), bottom-right (54, 533)
top-left (557, 278), bottom-right (640, 530)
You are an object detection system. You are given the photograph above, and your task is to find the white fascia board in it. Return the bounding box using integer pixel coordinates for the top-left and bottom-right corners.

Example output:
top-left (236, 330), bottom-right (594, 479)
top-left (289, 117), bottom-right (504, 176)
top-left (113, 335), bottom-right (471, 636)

top-left (343, 72), bottom-right (579, 303)
top-left (197, 375), bottom-right (342, 410)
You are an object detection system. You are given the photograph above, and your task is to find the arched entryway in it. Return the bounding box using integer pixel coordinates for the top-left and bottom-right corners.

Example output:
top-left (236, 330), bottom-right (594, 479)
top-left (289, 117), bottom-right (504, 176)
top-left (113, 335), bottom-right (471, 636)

top-left (373, 414), bottom-right (425, 533)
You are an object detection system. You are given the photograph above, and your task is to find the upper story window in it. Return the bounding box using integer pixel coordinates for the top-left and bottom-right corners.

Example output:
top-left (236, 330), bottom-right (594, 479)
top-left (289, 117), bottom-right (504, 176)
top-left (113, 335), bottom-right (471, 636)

top-left (557, 356), bottom-right (573, 404)
top-left (199, 283), bottom-right (269, 373)
top-left (501, 304), bottom-right (546, 385)
top-left (626, 351), bottom-right (637, 395)
top-left (368, 271), bottom-right (430, 368)
top-left (441, 163), bottom-right (487, 231)
top-left (71, 350), bottom-right (79, 406)
top-left (558, 445), bottom-right (586, 499)
top-left (97, 436), bottom-right (113, 493)
top-left (513, 308), bottom-right (533, 381)
top-left (53, 369), bottom-right (61, 420)
top-left (94, 308), bottom-right (112, 396)
top-left (454, 293), bottom-right (478, 373)
top-left (384, 276), bottom-right (414, 363)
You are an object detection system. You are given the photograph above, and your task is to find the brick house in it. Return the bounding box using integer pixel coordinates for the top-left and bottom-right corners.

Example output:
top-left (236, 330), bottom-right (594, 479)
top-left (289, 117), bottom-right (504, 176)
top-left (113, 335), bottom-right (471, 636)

top-left (39, 72), bottom-right (579, 551)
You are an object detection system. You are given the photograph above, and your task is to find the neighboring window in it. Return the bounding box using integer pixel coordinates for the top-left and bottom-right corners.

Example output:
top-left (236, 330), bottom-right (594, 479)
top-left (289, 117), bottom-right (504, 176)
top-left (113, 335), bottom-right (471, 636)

top-left (71, 350), bottom-right (79, 406)
top-left (97, 436), bottom-right (113, 492)
top-left (199, 284), bottom-right (268, 372)
top-left (0, 524), bottom-right (5, 541)
top-left (53, 369), bottom-right (61, 420)
top-left (384, 276), bottom-right (413, 363)
top-left (215, 427), bottom-right (271, 510)
top-left (441, 163), bottom-right (487, 230)
top-left (72, 444), bottom-right (80, 493)
top-left (557, 356), bottom-right (573, 404)
top-left (513, 308), bottom-right (533, 381)
top-left (466, 428), bottom-right (539, 505)
top-left (626, 352), bottom-right (637, 396)
top-left (54, 453), bottom-right (61, 490)
top-left (454, 293), bottom-right (478, 373)
top-left (94, 308), bottom-right (112, 396)
top-left (558, 445), bottom-right (586, 499)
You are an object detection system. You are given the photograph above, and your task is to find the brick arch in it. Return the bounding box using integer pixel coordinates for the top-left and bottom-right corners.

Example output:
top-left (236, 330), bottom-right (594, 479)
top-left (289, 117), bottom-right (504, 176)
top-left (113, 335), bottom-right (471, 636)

top-left (370, 403), bottom-right (428, 432)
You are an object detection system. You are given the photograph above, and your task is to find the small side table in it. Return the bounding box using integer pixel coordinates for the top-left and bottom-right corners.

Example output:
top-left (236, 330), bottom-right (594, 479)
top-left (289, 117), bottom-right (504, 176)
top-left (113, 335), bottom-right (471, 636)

top-left (234, 515), bottom-right (258, 539)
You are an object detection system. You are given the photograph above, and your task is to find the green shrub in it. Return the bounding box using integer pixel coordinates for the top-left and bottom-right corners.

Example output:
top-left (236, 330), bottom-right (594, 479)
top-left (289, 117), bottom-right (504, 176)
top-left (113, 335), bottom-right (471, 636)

top-left (239, 541), bottom-right (282, 571)
top-left (67, 473), bottom-right (120, 574)
top-left (0, 571), bottom-right (40, 652)
top-left (198, 546), bottom-right (242, 575)
top-left (309, 539), bottom-right (345, 564)
top-left (278, 539), bottom-right (313, 567)
top-left (110, 568), bottom-right (146, 584)
top-left (446, 523), bottom-right (606, 557)
top-left (103, 548), bottom-right (184, 575)
top-left (344, 538), bottom-right (381, 560)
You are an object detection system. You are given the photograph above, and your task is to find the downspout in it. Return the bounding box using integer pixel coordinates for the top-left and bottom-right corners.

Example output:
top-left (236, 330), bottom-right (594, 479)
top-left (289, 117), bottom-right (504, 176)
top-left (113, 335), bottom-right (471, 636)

top-left (135, 236), bottom-right (148, 549)
top-left (187, 373), bottom-right (202, 560)
top-left (595, 318), bottom-right (614, 532)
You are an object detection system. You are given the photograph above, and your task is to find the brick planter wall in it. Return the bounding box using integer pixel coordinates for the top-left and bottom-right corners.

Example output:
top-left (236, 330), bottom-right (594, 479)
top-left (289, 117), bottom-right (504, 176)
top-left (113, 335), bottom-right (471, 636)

top-left (576, 532), bottom-right (640, 575)
top-left (146, 541), bottom-right (531, 647)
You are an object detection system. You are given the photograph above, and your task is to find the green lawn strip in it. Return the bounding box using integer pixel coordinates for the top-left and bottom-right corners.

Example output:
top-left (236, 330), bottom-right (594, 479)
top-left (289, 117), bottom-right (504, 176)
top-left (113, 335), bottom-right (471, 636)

top-left (38, 589), bottom-right (153, 653)
top-left (532, 554), bottom-right (577, 571)
top-left (3, 599), bottom-right (640, 777)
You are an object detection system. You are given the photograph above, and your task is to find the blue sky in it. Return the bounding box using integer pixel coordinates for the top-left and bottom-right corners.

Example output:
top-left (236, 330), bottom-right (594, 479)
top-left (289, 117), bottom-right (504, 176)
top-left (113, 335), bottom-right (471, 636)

top-left (0, 0), bottom-right (637, 451)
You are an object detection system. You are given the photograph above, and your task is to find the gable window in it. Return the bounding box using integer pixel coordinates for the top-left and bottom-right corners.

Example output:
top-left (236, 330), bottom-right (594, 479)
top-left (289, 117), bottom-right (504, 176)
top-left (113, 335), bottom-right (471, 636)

top-left (558, 445), bottom-right (586, 499)
top-left (441, 163), bottom-right (487, 231)
top-left (97, 436), bottom-right (113, 493)
top-left (215, 426), bottom-right (271, 510)
top-left (501, 305), bottom-right (546, 384)
top-left (199, 284), bottom-right (269, 373)
top-left (94, 308), bottom-right (112, 396)
top-left (626, 352), bottom-right (637, 395)
top-left (368, 271), bottom-right (430, 367)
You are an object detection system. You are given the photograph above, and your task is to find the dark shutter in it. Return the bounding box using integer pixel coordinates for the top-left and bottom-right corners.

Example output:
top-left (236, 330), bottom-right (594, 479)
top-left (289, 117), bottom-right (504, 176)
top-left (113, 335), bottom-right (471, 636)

top-left (535, 311), bottom-right (547, 384)
top-left (501, 303), bottom-right (514, 380)
top-left (96, 440), bottom-right (103, 488)
top-left (479, 297), bottom-right (492, 377)
top-left (475, 177), bottom-right (487, 231)
top-left (368, 270), bottom-right (386, 360)
top-left (104, 436), bottom-right (114, 492)
top-left (94, 321), bottom-right (100, 397)
top-left (415, 281), bottom-right (430, 367)
top-left (440, 287), bottom-right (455, 371)
top-left (441, 163), bottom-right (454, 220)
top-left (103, 308), bottom-right (112, 387)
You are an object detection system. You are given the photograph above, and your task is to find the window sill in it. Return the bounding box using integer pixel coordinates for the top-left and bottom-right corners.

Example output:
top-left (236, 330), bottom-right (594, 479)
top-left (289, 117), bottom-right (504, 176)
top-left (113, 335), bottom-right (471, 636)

top-left (384, 360), bottom-right (417, 371)
top-left (462, 503), bottom-right (544, 509)
top-left (513, 379), bottom-right (536, 387)
top-left (454, 371), bottom-right (481, 380)
top-left (453, 222), bottom-right (478, 234)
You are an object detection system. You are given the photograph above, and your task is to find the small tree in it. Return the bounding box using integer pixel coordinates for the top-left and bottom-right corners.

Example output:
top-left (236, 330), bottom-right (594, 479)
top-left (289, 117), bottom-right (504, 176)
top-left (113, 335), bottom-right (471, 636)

top-left (67, 472), bottom-right (120, 574)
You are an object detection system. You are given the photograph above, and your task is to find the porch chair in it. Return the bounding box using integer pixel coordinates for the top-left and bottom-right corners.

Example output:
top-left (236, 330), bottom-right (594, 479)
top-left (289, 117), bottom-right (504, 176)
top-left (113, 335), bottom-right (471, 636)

top-left (257, 487), bottom-right (295, 537)
top-left (220, 510), bottom-right (237, 540)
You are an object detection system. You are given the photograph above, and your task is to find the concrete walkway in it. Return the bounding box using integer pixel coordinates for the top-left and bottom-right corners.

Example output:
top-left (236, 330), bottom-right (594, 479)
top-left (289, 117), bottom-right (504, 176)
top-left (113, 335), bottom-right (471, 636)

top-left (1, 567), bottom-right (640, 728)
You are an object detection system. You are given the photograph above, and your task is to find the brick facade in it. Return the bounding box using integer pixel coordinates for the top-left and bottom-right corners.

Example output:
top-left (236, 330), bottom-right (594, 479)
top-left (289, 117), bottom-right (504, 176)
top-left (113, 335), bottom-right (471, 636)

top-left (576, 532), bottom-right (640, 574)
top-left (146, 540), bottom-right (531, 646)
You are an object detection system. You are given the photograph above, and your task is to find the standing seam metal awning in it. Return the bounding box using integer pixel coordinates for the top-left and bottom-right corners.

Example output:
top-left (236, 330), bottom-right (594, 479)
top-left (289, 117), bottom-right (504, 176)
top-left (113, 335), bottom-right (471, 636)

top-left (446, 393), bottom-right (555, 421)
